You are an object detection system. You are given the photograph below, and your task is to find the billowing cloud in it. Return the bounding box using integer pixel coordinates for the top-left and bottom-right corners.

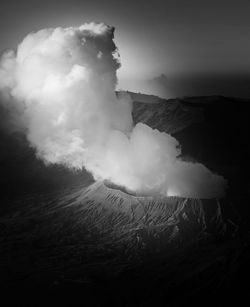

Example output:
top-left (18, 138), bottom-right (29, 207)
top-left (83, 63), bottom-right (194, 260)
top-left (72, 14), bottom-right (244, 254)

top-left (0, 22), bottom-right (227, 198)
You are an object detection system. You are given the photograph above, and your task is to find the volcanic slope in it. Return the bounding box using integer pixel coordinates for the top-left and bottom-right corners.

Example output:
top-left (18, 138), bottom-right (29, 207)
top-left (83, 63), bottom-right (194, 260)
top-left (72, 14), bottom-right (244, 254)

top-left (0, 180), bottom-right (243, 306)
top-left (82, 181), bottom-right (236, 244)
top-left (0, 181), bottom-right (237, 281)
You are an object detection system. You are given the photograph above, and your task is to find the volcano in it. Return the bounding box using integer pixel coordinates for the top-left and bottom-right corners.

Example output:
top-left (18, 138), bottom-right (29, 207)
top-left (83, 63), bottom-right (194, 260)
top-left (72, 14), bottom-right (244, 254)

top-left (82, 181), bottom-right (236, 244)
top-left (1, 92), bottom-right (250, 306)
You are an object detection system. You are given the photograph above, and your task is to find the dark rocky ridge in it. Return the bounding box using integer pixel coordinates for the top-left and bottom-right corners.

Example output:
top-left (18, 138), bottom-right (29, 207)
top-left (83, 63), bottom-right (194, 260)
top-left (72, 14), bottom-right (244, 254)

top-left (131, 93), bottom-right (250, 220)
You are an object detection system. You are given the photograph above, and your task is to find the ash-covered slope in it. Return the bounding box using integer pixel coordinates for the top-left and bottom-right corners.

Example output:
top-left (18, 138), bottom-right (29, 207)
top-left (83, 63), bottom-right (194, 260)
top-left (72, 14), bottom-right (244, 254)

top-left (0, 180), bottom-right (245, 306)
top-left (0, 180), bottom-right (237, 288)
top-left (73, 181), bottom-right (237, 248)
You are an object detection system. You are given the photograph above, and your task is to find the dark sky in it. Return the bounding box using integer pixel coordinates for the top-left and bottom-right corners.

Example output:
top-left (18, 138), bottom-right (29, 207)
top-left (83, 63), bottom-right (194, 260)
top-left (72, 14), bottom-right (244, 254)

top-left (1, 0), bottom-right (250, 98)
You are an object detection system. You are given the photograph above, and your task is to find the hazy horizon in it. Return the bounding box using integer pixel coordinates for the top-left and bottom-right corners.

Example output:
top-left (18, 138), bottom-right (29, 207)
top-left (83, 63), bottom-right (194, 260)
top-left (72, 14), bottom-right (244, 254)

top-left (1, 0), bottom-right (250, 98)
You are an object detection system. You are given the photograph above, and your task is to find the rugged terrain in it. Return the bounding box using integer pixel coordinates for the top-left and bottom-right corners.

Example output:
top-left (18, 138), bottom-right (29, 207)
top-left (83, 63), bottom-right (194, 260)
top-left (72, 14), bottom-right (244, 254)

top-left (0, 93), bottom-right (250, 305)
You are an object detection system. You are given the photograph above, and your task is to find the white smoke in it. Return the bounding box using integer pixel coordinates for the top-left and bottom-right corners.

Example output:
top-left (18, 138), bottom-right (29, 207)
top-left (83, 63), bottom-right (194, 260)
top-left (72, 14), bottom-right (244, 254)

top-left (0, 22), bottom-right (227, 198)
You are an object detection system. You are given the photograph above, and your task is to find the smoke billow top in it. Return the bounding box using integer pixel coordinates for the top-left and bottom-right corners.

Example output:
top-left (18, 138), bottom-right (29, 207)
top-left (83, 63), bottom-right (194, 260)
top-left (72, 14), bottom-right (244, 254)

top-left (0, 22), bottom-right (227, 198)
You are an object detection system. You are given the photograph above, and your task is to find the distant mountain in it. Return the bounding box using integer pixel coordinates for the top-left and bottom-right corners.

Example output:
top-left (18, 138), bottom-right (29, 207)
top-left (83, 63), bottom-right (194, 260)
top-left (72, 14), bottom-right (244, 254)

top-left (145, 73), bottom-right (250, 99)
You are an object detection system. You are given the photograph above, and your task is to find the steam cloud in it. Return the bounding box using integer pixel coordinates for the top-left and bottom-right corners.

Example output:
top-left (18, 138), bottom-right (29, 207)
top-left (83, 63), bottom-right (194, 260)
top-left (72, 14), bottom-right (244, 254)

top-left (0, 23), bottom-right (227, 198)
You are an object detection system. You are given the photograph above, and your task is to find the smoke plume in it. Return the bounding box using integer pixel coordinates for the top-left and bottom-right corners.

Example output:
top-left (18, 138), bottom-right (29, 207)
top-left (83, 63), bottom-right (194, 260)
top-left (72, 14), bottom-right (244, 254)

top-left (0, 23), bottom-right (226, 198)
